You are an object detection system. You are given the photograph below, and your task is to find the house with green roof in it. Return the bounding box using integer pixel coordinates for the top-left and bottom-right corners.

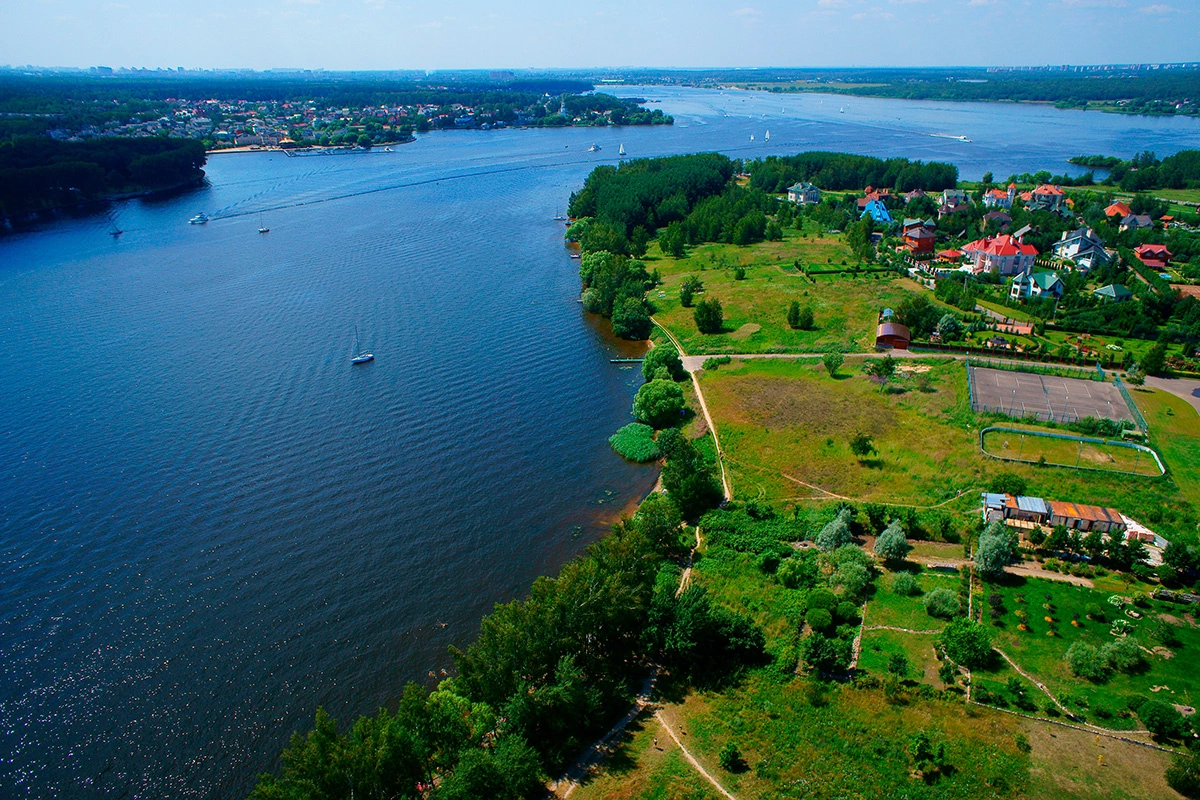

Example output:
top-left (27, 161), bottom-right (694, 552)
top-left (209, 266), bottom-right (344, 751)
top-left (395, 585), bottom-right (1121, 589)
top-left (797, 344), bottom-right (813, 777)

top-left (1009, 270), bottom-right (1063, 301)
top-left (1093, 283), bottom-right (1134, 303)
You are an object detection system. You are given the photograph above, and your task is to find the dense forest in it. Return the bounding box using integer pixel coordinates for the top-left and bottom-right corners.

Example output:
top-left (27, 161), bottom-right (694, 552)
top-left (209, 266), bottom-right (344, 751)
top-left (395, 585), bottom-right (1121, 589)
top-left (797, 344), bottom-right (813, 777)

top-left (1069, 150), bottom-right (1200, 191)
top-left (748, 152), bottom-right (958, 194)
top-left (0, 137), bottom-right (206, 220)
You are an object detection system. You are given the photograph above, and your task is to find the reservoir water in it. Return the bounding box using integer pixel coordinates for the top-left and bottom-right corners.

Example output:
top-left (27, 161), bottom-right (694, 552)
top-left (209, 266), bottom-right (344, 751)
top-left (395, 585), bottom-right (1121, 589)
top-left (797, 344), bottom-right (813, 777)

top-left (2, 86), bottom-right (1198, 799)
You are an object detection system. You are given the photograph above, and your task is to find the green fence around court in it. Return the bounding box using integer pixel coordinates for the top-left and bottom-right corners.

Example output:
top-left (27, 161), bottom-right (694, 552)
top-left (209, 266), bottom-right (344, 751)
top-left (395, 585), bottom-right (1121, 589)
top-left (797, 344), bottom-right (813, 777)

top-left (1114, 377), bottom-right (1149, 433)
top-left (979, 426), bottom-right (1166, 477)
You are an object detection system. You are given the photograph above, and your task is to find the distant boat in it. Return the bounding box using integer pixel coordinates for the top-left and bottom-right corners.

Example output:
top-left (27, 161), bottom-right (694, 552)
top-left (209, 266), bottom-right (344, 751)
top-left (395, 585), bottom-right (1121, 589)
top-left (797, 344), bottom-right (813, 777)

top-left (554, 207), bottom-right (567, 221)
top-left (840, 106), bottom-right (845, 114)
top-left (588, 143), bottom-right (601, 152)
top-left (618, 143), bottom-right (626, 157)
top-left (749, 133), bottom-right (754, 141)
top-left (350, 325), bottom-right (374, 364)
top-left (765, 130), bottom-right (770, 142)
top-left (257, 212), bottom-right (269, 234)
top-left (106, 210), bottom-right (122, 237)
top-left (931, 133), bottom-right (972, 143)
top-left (189, 213), bottom-right (209, 225)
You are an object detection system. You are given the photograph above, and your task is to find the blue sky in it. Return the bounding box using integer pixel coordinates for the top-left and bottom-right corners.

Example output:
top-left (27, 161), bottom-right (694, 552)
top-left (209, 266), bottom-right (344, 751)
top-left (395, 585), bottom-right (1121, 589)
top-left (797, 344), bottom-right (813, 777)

top-left (2, 0), bottom-right (1197, 70)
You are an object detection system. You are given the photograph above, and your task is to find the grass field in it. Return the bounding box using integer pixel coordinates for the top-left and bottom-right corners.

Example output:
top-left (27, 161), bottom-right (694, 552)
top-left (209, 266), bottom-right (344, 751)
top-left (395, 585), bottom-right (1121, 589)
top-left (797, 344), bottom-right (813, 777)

top-left (645, 230), bottom-right (930, 356)
top-left (698, 357), bottom-right (1200, 545)
top-left (981, 428), bottom-right (1164, 477)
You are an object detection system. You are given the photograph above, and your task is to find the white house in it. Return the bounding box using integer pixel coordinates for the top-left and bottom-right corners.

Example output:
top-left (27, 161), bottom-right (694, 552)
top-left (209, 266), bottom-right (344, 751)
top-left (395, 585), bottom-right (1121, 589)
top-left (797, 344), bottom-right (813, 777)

top-left (1010, 270), bottom-right (1064, 301)
top-left (787, 182), bottom-right (821, 205)
top-left (1051, 227), bottom-right (1112, 272)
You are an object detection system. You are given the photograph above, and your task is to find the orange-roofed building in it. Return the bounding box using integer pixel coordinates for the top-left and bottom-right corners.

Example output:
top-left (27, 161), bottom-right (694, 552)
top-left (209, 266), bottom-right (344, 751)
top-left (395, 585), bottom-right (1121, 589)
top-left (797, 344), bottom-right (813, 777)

top-left (1028, 184), bottom-right (1067, 213)
top-left (1105, 201), bottom-right (1132, 218)
top-left (1135, 243), bottom-right (1173, 270)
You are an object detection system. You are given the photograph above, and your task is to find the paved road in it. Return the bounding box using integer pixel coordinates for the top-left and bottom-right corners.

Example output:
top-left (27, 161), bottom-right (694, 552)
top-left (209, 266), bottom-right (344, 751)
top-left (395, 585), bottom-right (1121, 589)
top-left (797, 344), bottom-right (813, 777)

top-left (1144, 375), bottom-right (1200, 419)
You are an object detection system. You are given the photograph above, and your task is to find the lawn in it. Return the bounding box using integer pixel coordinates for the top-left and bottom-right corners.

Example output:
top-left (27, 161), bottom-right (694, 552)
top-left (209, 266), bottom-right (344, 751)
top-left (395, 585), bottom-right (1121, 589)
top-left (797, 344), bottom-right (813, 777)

top-left (976, 575), bottom-right (1200, 729)
top-left (697, 357), bottom-right (1200, 545)
top-left (980, 428), bottom-right (1164, 477)
top-left (865, 569), bottom-right (962, 632)
top-left (645, 230), bottom-right (929, 356)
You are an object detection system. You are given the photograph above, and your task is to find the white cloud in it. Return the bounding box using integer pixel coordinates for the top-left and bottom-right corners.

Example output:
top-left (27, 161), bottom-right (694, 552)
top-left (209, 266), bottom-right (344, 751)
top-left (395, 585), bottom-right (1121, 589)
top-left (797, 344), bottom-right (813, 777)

top-left (1140, 2), bottom-right (1179, 11)
top-left (968, 0), bottom-right (997, 6)
top-left (731, 7), bottom-right (762, 17)
top-left (287, 0), bottom-right (321, 5)
top-left (1061, 0), bottom-right (1127, 7)
top-left (818, 0), bottom-right (850, 8)
top-left (888, 0), bottom-right (929, 5)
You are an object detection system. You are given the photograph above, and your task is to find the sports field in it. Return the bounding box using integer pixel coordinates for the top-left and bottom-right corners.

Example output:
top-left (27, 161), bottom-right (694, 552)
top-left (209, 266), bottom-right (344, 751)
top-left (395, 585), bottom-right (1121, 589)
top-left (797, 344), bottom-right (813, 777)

top-left (969, 367), bottom-right (1134, 424)
top-left (980, 427), bottom-right (1165, 476)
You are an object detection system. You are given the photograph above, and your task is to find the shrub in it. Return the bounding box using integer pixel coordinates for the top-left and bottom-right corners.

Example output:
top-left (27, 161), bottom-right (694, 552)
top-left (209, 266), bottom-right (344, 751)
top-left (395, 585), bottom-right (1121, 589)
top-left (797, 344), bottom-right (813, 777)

top-left (608, 423), bottom-right (661, 462)
top-left (805, 608), bottom-right (834, 632)
top-left (718, 742), bottom-right (744, 773)
top-left (816, 509), bottom-right (854, 552)
top-left (887, 652), bottom-right (909, 677)
top-left (757, 551), bottom-right (780, 574)
top-left (1167, 753), bottom-right (1200, 798)
top-left (1140, 700), bottom-right (1189, 739)
top-left (835, 601), bottom-right (860, 624)
top-left (801, 631), bottom-right (851, 675)
top-left (694, 297), bottom-right (724, 333)
top-left (701, 355), bottom-right (733, 370)
top-left (923, 587), bottom-right (962, 620)
top-left (777, 558), bottom-right (814, 589)
top-left (1065, 641), bottom-right (1112, 681)
top-left (892, 573), bottom-right (920, 597)
top-left (807, 588), bottom-right (838, 611)
top-left (1100, 635), bottom-right (1146, 673)
top-left (988, 472), bottom-right (1027, 496)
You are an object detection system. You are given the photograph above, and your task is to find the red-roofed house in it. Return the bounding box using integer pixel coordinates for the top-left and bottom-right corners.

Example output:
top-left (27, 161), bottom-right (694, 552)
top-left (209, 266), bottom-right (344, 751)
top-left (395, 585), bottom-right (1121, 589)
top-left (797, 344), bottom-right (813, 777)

top-left (1105, 201), bottom-right (1132, 218)
top-left (1028, 184), bottom-right (1067, 213)
top-left (983, 184), bottom-right (1015, 209)
top-left (1135, 243), bottom-right (1173, 270)
top-left (963, 234), bottom-right (1039, 276)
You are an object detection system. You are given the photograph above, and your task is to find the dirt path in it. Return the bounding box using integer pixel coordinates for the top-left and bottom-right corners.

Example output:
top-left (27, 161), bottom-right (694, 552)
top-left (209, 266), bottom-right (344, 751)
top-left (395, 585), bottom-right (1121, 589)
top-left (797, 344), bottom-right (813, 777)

top-left (1009, 562), bottom-right (1095, 587)
top-left (654, 709), bottom-right (739, 800)
top-left (863, 624), bottom-right (942, 635)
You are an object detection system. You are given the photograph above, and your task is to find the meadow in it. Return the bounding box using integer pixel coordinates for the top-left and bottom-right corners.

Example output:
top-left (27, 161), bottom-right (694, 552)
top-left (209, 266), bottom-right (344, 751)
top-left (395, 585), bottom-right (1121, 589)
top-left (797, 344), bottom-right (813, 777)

top-left (697, 357), bottom-right (1200, 545)
top-left (644, 231), bottom-right (928, 356)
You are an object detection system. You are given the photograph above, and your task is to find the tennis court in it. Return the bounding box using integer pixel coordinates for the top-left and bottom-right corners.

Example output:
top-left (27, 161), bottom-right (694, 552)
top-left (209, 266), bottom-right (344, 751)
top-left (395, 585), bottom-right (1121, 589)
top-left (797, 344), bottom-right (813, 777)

top-left (969, 366), bottom-right (1134, 424)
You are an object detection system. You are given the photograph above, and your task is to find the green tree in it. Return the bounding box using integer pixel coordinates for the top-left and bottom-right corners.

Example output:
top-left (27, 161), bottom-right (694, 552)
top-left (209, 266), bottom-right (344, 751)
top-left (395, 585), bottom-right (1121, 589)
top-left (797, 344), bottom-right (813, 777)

top-left (823, 350), bottom-right (844, 377)
top-left (887, 652), bottom-right (910, 678)
top-left (987, 472), bottom-right (1027, 496)
top-left (1140, 700), bottom-right (1188, 739)
top-left (611, 297), bottom-right (651, 340)
top-left (632, 380), bottom-right (685, 428)
top-left (800, 631), bottom-right (851, 675)
top-left (642, 346), bottom-right (686, 382)
top-left (849, 433), bottom-right (876, 460)
top-left (866, 355), bottom-right (896, 391)
top-left (1140, 341), bottom-right (1168, 376)
top-left (658, 221), bottom-right (687, 258)
top-left (815, 508), bottom-right (854, 552)
top-left (797, 305), bottom-right (814, 330)
top-left (787, 300), bottom-right (801, 329)
top-left (938, 618), bottom-right (993, 669)
top-left (693, 298), bottom-right (724, 334)
top-left (874, 519), bottom-right (912, 564)
top-left (935, 313), bottom-right (963, 342)
top-left (629, 226), bottom-right (650, 257)
top-left (805, 607), bottom-right (834, 632)
top-left (718, 742), bottom-right (744, 772)
top-left (658, 429), bottom-right (724, 519)
top-left (975, 521), bottom-right (1017, 580)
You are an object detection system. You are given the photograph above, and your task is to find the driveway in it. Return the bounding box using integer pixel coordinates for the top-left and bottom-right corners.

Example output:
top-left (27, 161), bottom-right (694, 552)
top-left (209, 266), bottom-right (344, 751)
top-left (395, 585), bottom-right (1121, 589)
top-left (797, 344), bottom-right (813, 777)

top-left (1144, 376), bottom-right (1200, 419)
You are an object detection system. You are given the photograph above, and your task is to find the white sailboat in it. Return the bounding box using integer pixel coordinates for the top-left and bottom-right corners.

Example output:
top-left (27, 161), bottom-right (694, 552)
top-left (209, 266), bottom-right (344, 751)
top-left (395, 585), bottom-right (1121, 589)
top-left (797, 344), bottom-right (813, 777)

top-left (749, 133), bottom-right (754, 142)
top-left (350, 325), bottom-right (374, 364)
top-left (765, 130), bottom-right (770, 143)
top-left (257, 212), bottom-right (269, 234)
top-left (618, 143), bottom-right (626, 157)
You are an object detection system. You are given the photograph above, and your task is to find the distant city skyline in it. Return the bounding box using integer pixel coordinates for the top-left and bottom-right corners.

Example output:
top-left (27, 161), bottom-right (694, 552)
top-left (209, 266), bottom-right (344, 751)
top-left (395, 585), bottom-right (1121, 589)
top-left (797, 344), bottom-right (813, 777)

top-left (2, 0), bottom-right (1198, 71)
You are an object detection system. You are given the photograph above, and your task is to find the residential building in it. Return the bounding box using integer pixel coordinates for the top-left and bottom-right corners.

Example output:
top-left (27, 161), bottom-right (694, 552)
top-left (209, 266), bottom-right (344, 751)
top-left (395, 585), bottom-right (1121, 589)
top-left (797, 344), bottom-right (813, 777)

top-left (861, 199), bottom-right (892, 224)
top-left (983, 184), bottom-right (1016, 209)
top-left (1120, 214), bottom-right (1154, 232)
top-left (1134, 243), bottom-right (1173, 270)
top-left (1051, 227), bottom-right (1112, 271)
top-left (1048, 501), bottom-right (1128, 534)
top-left (941, 188), bottom-right (969, 206)
top-left (904, 189), bottom-right (927, 203)
top-left (1010, 270), bottom-right (1064, 300)
top-left (1105, 201), bottom-right (1132, 218)
top-left (1093, 284), bottom-right (1134, 303)
top-left (963, 234), bottom-right (1039, 276)
top-left (980, 493), bottom-right (1128, 535)
top-left (1027, 184), bottom-right (1067, 213)
top-left (903, 226), bottom-right (936, 254)
top-left (787, 182), bottom-right (821, 205)
top-left (983, 210), bottom-right (1013, 231)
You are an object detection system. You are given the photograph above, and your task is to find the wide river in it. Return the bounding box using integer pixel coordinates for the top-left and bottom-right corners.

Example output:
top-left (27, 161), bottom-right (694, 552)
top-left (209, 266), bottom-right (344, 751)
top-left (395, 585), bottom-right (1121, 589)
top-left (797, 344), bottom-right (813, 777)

top-left (2, 86), bottom-right (1198, 799)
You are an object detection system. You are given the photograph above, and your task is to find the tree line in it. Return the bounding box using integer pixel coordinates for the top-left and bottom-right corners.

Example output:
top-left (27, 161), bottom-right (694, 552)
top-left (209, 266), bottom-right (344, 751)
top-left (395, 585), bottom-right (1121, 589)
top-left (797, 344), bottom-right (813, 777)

top-left (1069, 149), bottom-right (1200, 191)
top-left (747, 152), bottom-right (958, 194)
top-left (249, 454), bottom-right (752, 798)
top-left (0, 137), bottom-right (206, 220)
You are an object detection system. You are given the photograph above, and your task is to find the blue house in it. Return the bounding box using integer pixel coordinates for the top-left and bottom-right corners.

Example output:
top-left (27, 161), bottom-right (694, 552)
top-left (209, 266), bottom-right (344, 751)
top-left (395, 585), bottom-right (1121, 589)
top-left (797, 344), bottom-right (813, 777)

top-left (861, 199), bottom-right (892, 225)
